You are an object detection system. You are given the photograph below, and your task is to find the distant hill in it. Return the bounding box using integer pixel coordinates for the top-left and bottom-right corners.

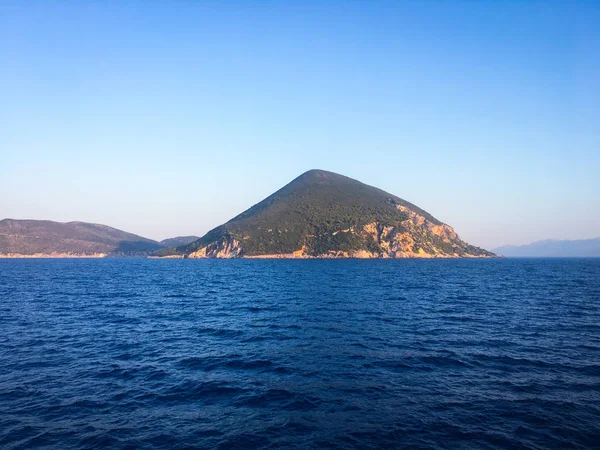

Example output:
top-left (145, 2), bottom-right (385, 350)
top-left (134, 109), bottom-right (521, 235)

top-left (156, 169), bottom-right (494, 259)
top-left (494, 238), bottom-right (600, 257)
top-left (159, 236), bottom-right (200, 247)
top-left (0, 219), bottom-right (163, 257)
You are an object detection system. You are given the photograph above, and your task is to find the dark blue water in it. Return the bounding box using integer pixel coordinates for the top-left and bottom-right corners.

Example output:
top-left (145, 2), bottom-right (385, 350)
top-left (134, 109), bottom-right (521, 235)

top-left (1, 259), bottom-right (599, 449)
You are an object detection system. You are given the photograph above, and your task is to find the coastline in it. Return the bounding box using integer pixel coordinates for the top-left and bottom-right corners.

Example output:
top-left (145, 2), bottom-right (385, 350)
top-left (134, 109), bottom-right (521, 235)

top-left (0, 253), bottom-right (108, 258)
top-left (2, 253), bottom-right (497, 259)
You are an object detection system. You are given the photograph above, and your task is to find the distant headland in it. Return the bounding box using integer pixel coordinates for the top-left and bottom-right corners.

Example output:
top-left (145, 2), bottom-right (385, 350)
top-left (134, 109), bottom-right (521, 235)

top-left (0, 219), bottom-right (198, 258)
top-left (493, 238), bottom-right (600, 257)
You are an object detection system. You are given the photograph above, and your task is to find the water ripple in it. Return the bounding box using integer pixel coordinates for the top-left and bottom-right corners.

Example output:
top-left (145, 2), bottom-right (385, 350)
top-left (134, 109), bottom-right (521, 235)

top-left (1, 258), bottom-right (599, 448)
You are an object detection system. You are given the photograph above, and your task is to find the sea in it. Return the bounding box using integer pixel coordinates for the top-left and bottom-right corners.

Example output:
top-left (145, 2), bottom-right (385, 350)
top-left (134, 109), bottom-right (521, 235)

top-left (1, 258), bottom-right (599, 449)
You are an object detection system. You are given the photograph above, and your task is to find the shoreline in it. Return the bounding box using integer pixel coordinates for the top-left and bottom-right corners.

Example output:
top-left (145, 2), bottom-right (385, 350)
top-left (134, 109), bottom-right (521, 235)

top-left (0, 253), bottom-right (108, 258)
top-left (2, 254), bottom-right (497, 259)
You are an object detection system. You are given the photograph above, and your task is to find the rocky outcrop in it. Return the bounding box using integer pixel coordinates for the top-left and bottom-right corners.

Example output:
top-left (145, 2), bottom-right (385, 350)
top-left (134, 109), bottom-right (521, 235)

top-left (188, 236), bottom-right (243, 259)
top-left (346, 204), bottom-right (477, 258)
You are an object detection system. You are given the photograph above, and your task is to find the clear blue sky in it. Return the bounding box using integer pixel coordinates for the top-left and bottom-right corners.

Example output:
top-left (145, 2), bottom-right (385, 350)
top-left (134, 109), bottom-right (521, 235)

top-left (1, 1), bottom-right (599, 249)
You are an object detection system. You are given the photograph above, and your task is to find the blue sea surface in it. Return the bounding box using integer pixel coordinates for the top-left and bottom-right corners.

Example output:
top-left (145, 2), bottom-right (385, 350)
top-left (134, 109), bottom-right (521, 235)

top-left (1, 258), bottom-right (599, 449)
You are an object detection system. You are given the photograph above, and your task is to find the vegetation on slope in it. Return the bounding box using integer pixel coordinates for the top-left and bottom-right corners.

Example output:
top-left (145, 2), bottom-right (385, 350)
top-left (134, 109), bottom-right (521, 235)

top-left (159, 236), bottom-right (201, 247)
top-left (0, 219), bottom-right (163, 256)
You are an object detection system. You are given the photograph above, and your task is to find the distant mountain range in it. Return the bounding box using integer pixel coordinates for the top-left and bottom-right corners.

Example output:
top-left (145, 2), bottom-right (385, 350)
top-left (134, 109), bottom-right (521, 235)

top-left (493, 238), bottom-right (600, 257)
top-left (157, 169), bottom-right (494, 259)
top-left (0, 219), bottom-right (197, 257)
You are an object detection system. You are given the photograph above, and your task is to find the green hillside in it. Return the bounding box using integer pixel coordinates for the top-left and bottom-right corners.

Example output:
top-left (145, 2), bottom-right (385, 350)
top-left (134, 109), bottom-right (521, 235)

top-left (0, 219), bottom-right (163, 256)
top-left (157, 170), bottom-right (493, 258)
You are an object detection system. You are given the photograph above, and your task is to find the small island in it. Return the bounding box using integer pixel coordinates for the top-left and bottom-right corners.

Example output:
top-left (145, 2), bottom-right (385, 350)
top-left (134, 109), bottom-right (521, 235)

top-left (156, 170), bottom-right (494, 259)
